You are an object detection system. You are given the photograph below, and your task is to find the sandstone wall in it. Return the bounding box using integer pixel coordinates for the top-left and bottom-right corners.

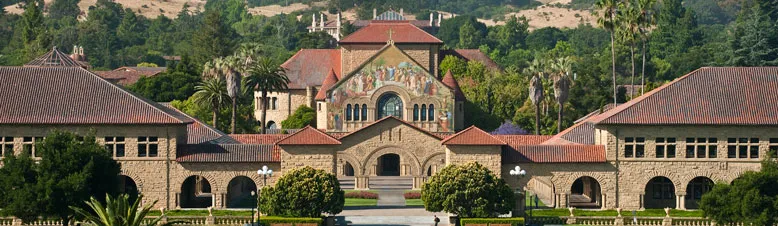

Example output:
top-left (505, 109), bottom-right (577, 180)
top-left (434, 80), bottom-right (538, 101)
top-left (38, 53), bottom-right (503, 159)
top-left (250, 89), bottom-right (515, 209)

top-left (254, 89), bottom-right (313, 129)
top-left (445, 145), bottom-right (502, 177)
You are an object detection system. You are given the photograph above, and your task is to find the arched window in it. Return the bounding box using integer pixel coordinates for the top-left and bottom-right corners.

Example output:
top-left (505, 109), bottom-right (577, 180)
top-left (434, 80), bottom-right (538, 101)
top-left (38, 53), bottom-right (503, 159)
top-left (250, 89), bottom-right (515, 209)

top-left (354, 105), bottom-right (360, 121)
top-left (272, 97), bottom-right (278, 110)
top-left (346, 104), bottom-right (352, 121)
top-left (377, 93), bottom-right (403, 118)
top-left (413, 104), bottom-right (419, 121)
top-left (421, 104), bottom-right (427, 121)
top-left (428, 104), bottom-right (435, 121)
top-left (361, 104), bottom-right (367, 121)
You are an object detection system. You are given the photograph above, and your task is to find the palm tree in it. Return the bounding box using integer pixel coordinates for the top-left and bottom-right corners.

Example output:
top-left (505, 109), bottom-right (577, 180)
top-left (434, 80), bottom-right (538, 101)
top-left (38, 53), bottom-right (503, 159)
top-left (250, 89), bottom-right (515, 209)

top-left (244, 58), bottom-right (289, 134)
top-left (637, 0), bottom-right (657, 95)
top-left (193, 76), bottom-right (230, 127)
top-left (70, 194), bottom-right (177, 226)
top-left (221, 55), bottom-right (243, 134)
top-left (550, 57), bottom-right (573, 133)
top-left (524, 59), bottom-right (545, 135)
top-left (618, 2), bottom-right (641, 98)
top-left (596, 0), bottom-right (623, 104)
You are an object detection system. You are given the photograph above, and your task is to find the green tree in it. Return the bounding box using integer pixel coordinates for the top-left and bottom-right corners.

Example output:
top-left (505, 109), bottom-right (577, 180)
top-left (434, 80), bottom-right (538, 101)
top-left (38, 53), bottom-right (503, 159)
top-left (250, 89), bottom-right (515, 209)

top-left (549, 57), bottom-right (573, 133)
top-left (457, 20), bottom-right (482, 49)
top-left (71, 194), bottom-right (177, 226)
top-left (192, 11), bottom-right (235, 65)
top-left (636, 0), bottom-right (657, 95)
top-left (259, 166), bottom-right (344, 217)
top-left (595, 0), bottom-right (622, 104)
top-left (439, 55), bottom-right (467, 78)
top-left (525, 59), bottom-right (545, 135)
top-left (497, 15), bottom-right (529, 51)
top-left (48, 0), bottom-right (80, 20)
top-left (728, 3), bottom-right (778, 66)
top-left (700, 160), bottom-right (778, 226)
top-left (617, 2), bottom-right (640, 97)
top-left (129, 72), bottom-right (200, 102)
top-left (0, 153), bottom-right (40, 223)
top-left (525, 27), bottom-right (567, 51)
top-left (281, 105), bottom-right (316, 129)
top-left (421, 162), bottom-right (514, 218)
top-left (21, 0), bottom-right (44, 61)
top-left (116, 8), bottom-right (144, 46)
top-left (193, 75), bottom-right (230, 128)
top-left (244, 58), bottom-right (289, 134)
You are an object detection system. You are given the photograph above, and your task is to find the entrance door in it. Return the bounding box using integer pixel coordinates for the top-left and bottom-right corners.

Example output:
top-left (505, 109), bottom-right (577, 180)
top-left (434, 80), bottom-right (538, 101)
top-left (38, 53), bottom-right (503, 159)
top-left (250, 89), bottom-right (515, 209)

top-left (377, 154), bottom-right (400, 176)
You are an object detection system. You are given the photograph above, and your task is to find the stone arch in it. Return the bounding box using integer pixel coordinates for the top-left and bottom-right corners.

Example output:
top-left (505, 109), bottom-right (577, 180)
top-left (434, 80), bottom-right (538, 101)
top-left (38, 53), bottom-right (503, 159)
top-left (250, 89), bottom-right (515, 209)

top-left (217, 171), bottom-right (265, 192)
top-left (120, 170), bottom-right (145, 192)
top-left (635, 170), bottom-right (683, 195)
top-left (172, 173), bottom-right (220, 193)
top-left (361, 145), bottom-right (422, 176)
top-left (226, 176), bottom-right (258, 208)
top-left (569, 176), bottom-right (602, 208)
top-left (552, 172), bottom-right (610, 195)
top-left (337, 152), bottom-right (363, 176)
top-left (684, 176), bottom-right (714, 210)
top-left (370, 85), bottom-right (413, 106)
top-left (644, 176), bottom-right (676, 209)
top-left (676, 172), bottom-right (726, 193)
top-left (118, 175), bottom-right (140, 204)
top-left (179, 175), bottom-right (214, 208)
top-left (421, 152), bottom-right (446, 177)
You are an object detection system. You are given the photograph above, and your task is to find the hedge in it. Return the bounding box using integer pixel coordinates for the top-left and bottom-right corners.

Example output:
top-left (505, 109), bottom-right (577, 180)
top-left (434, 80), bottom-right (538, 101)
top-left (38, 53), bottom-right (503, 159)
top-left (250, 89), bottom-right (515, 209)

top-left (460, 218), bottom-right (525, 226)
top-left (344, 191), bottom-right (379, 199)
top-left (259, 216), bottom-right (323, 226)
top-left (403, 191), bottom-right (421, 199)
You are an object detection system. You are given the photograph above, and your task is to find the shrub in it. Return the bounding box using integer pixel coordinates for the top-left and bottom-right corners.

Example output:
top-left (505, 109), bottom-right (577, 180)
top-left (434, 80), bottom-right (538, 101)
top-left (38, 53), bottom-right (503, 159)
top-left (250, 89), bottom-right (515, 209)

top-left (421, 162), bottom-right (514, 217)
top-left (259, 216), bottom-right (323, 226)
top-left (345, 191), bottom-right (378, 199)
top-left (461, 218), bottom-right (525, 226)
top-left (281, 105), bottom-right (316, 129)
top-left (259, 167), bottom-right (344, 217)
top-left (404, 191), bottom-right (421, 199)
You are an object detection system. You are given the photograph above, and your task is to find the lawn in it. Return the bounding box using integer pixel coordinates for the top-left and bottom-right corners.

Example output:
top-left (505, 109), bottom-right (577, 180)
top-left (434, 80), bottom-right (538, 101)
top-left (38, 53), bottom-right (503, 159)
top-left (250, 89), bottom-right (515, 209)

top-left (345, 198), bottom-right (377, 206)
top-left (529, 208), bottom-right (704, 217)
top-left (405, 199), bottom-right (424, 206)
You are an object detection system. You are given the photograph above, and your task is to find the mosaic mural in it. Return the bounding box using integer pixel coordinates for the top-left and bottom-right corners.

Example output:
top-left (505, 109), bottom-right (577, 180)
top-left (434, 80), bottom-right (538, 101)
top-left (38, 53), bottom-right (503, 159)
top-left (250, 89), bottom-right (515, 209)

top-left (326, 46), bottom-right (455, 132)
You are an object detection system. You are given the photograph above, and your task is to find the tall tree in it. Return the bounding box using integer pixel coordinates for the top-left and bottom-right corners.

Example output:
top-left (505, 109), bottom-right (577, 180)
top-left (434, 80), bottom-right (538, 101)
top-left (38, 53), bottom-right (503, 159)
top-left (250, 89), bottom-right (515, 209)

top-left (595, 0), bottom-right (623, 104)
top-left (524, 59), bottom-right (545, 135)
top-left (192, 11), bottom-right (234, 65)
top-left (550, 57), bottom-right (573, 133)
top-left (220, 55), bottom-right (243, 134)
top-left (21, 0), bottom-right (44, 60)
top-left (497, 15), bottom-right (529, 51)
top-left (457, 20), bottom-right (482, 49)
top-left (700, 160), bottom-right (778, 226)
top-left (0, 153), bottom-right (40, 223)
top-left (618, 2), bottom-right (640, 98)
top-left (636, 0), bottom-right (657, 95)
top-left (728, 3), bottom-right (778, 66)
top-left (244, 58), bottom-right (289, 134)
top-left (195, 63), bottom-right (231, 127)
top-left (48, 0), bottom-right (80, 20)
top-left (116, 8), bottom-right (144, 47)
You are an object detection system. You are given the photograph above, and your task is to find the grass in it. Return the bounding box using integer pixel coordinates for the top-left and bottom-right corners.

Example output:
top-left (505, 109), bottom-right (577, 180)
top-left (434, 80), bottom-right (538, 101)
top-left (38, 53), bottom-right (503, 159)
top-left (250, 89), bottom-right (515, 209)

top-left (524, 191), bottom-right (546, 208)
top-left (529, 208), bottom-right (704, 217)
top-left (344, 198), bottom-right (377, 206)
top-left (146, 209), bottom-right (254, 216)
top-left (405, 199), bottom-right (424, 206)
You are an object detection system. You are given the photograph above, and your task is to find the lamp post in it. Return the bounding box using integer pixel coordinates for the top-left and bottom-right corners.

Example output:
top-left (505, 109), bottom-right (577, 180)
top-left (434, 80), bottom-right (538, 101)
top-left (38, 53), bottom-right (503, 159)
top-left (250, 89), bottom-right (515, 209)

top-left (250, 191), bottom-right (256, 225)
top-left (509, 166), bottom-right (527, 220)
top-left (257, 165), bottom-right (273, 225)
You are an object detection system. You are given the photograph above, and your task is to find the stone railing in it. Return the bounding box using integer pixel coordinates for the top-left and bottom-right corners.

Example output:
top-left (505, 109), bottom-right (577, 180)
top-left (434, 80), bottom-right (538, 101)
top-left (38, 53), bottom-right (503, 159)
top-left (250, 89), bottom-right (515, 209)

top-left (527, 207), bottom-right (776, 226)
top-left (0, 215), bottom-right (254, 226)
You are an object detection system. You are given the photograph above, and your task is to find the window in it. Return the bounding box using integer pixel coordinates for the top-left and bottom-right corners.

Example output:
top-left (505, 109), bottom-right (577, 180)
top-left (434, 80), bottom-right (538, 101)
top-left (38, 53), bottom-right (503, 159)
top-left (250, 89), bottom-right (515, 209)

top-left (770, 138), bottom-right (778, 158)
top-left (272, 97), bottom-right (278, 110)
top-left (727, 138), bottom-right (759, 159)
top-left (624, 137), bottom-right (645, 158)
top-left (655, 138), bottom-right (676, 158)
top-left (346, 104), bottom-right (352, 121)
top-left (317, 103), bottom-right (321, 111)
top-left (22, 137), bottom-right (43, 157)
top-left (361, 104), bottom-right (367, 121)
top-left (421, 105), bottom-right (427, 121)
top-left (0, 137), bottom-right (13, 157)
top-left (428, 104), bottom-right (435, 121)
top-left (104, 137), bottom-right (126, 157)
top-left (377, 93), bottom-right (403, 118)
top-left (413, 104), bottom-right (419, 121)
top-left (137, 137), bottom-right (159, 157)
top-left (685, 138), bottom-right (717, 158)
top-left (354, 105), bottom-right (360, 121)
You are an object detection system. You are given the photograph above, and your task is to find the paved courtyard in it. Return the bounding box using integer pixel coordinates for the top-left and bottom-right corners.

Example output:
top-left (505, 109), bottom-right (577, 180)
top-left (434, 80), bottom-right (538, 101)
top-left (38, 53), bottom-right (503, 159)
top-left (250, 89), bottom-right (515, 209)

top-left (338, 207), bottom-right (449, 226)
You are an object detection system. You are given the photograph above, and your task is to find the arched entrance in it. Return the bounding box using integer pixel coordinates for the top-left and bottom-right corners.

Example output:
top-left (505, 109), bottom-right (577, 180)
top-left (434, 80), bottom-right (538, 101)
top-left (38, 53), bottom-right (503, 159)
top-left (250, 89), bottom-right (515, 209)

top-left (344, 162), bottom-right (355, 176)
top-left (377, 93), bottom-right (403, 118)
top-left (119, 175), bottom-right (139, 204)
top-left (685, 177), bottom-right (713, 209)
top-left (266, 121), bottom-right (277, 130)
top-left (226, 176), bottom-right (258, 208)
top-left (377, 154), bottom-right (400, 176)
top-left (644, 176), bottom-right (675, 209)
top-left (569, 176), bottom-right (602, 208)
top-left (180, 175), bottom-right (212, 208)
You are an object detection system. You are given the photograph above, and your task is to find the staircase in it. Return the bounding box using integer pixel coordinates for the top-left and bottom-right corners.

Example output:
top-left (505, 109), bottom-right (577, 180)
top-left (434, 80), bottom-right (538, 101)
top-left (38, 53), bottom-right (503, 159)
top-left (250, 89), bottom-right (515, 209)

top-left (338, 176), bottom-right (413, 190)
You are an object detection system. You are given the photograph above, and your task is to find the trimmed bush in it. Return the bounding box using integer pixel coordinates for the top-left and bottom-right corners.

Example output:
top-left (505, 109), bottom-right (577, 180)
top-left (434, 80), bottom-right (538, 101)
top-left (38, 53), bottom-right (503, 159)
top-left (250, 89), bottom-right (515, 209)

top-left (422, 162), bottom-right (515, 217)
top-left (259, 167), bottom-right (344, 217)
top-left (344, 191), bottom-right (378, 199)
top-left (259, 216), bottom-right (323, 226)
top-left (460, 218), bottom-right (525, 226)
top-left (404, 191), bottom-right (421, 199)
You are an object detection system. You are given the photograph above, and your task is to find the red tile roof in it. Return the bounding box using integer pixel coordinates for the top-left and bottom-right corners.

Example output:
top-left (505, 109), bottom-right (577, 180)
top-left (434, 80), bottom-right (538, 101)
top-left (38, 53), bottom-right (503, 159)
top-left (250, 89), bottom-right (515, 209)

top-left (0, 67), bottom-right (193, 125)
top-left (24, 47), bottom-right (89, 69)
top-left (591, 67), bottom-right (778, 125)
top-left (114, 66), bottom-right (167, 75)
top-left (281, 49), bottom-right (341, 89)
top-left (315, 68), bottom-right (339, 101)
top-left (159, 103), bottom-right (236, 144)
top-left (276, 126), bottom-right (341, 145)
top-left (441, 69), bottom-right (466, 101)
top-left (176, 144), bottom-right (279, 163)
top-left (502, 145), bottom-right (606, 163)
top-left (441, 126), bottom-right (507, 145)
top-left (495, 135), bottom-right (553, 146)
top-left (543, 104), bottom-right (617, 145)
top-left (340, 21), bottom-right (443, 44)
top-left (440, 49), bottom-right (502, 71)
top-left (93, 70), bottom-right (153, 86)
top-left (338, 116), bottom-right (447, 141)
top-left (230, 134), bottom-right (289, 144)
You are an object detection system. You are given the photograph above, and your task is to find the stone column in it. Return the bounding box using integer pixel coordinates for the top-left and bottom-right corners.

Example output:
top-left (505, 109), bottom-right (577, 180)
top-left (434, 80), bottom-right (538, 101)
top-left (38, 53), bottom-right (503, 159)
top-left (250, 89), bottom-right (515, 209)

top-left (601, 193), bottom-right (607, 209)
top-left (677, 195), bottom-right (686, 210)
top-left (355, 176), bottom-right (370, 190)
top-left (12, 217), bottom-right (22, 226)
top-left (412, 176), bottom-right (424, 190)
top-left (559, 193), bottom-right (569, 208)
top-left (175, 192), bottom-right (181, 209)
top-left (512, 191), bottom-right (525, 217)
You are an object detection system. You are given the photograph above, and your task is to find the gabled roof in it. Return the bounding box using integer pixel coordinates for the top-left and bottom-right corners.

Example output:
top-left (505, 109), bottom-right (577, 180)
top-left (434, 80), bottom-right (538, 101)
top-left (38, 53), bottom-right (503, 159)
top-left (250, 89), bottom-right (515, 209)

top-left (495, 135), bottom-right (553, 146)
top-left (276, 126), bottom-right (341, 145)
top-left (441, 126), bottom-right (507, 145)
top-left (543, 104), bottom-right (617, 145)
top-left (24, 47), bottom-right (88, 69)
top-left (338, 116), bottom-right (447, 141)
top-left (591, 67), bottom-right (778, 125)
top-left (230, 134), bottom-right (289, 144)
top-left (93, 70), bottom-right (154, 86)
top-left (440, 49), bottom-right (502, 71)
top-left (176, 144), bottom-right (279, 163)
top-left (315, 68), bottom-right (339, 101)
top-left (502, 145), bottom-right (606, 163)
top-left (352, 20), bottom-right (436, 28)
top-left (0, 67), bottom-right (192, 125)
top-left (159, 103), bottom-right (236, 144)
top-left (441, 69), bottom-right (466, 101)
top-left (114, 66), bottom-right (167, 75)
top-left (281, 49), bottom-right (341, 89)
top-left (339, 21), bottom-right (443, 44)
top-left (375, 10), bottom-right (406, 20)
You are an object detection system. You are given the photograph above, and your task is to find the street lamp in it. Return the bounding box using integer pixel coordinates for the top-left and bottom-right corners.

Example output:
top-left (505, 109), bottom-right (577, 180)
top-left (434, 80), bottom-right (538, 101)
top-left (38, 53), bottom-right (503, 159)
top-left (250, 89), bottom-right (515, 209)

top-left (256, 166), bottom-right (273, 225)
top-left (250, 191), bottom-right (256, 225)
top-left (509, 166), bottom-right (527, 221)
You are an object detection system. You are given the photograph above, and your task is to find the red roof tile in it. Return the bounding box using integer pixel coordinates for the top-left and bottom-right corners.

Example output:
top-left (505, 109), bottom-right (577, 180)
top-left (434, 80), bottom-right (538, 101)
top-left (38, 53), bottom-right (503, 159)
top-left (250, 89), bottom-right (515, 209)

top-left (176, 144), bottom-right (279, 163)
top-left (230, 134), bottom-right (289, 144)
top-left (114, 66), bottom-right (167, 76)
top-left (441, 69), bottom-right (466, 101)
top-left (441, 126), bottom-right (507, 145)
top-left (495, 135), bottom-right (553, 146)
top-left (281, 49), bottom-right (341, 89)
top-left (502, 145), bottom-right (606, 163)
top-left (338, 116), bottom-right (447, 140)
top-left (340, 21), bottom-right (443, 44)
top-left (160, 103), bottom-right (236, 144)
top-left (276, 126), bottom-right (341, 145)
top-left (0, 67), bottom-right (193, 125)
top-left (543, 104), bottom-right (617, 145)
top-left (94, 70), bottom-right (151, 86)
top-left (440, 49), bottom-right (502, 71)
top-left (591, 67), bottom-right (778, 125)
top-left (315, 68), bottom-right (339, 101)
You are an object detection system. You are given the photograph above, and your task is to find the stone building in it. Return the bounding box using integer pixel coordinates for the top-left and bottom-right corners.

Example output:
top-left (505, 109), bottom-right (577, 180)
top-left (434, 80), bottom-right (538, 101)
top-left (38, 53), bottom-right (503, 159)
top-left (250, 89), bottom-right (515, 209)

top-left (1, 43), bottom-right (776, 212)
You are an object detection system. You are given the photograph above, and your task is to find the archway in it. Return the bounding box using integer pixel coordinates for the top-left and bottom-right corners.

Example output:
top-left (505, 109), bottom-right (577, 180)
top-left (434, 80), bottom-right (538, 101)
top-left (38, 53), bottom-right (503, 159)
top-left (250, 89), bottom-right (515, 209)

top-left (226, 176), bottom-right (258, 208)
top-left (569, 176), bottom-right (601, 208)
top-left (377, 93), bottom-right (403, 118)
top-left (344, 162), bottom-right (355, 176)
top-left (119, 175), bottom-right (139, 204)
top-left (685, 177), bottom-right (714, 209)
top-left (180, 175), bottom-right (213, 208)
top-left (377, 153), bottom-right (400, 176)
top-left (644, 176), bottom-right (675, 209)
top-left (266, 121), bottom-right (277, 130)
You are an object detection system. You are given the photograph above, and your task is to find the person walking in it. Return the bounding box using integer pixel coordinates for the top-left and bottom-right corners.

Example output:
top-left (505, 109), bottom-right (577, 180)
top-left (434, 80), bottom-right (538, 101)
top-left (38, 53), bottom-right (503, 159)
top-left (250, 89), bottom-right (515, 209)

top-left (434, 215), bottom-right (440, 226)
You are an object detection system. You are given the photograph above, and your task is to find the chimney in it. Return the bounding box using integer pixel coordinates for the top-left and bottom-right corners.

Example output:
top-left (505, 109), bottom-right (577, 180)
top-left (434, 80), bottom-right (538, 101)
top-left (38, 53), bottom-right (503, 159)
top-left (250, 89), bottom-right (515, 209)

top-left (336, 12), bottom-right (342, 41)
top-left (312, 14), bottom-right (316, 31)
top-left (437, 13), bottom-right (442, 26)
top-left (430, 13), bottom-right (433, 26)
top-left (320, 13), bottom-right (324, 28)
top-left (373, 8), bottom-right (377, 19)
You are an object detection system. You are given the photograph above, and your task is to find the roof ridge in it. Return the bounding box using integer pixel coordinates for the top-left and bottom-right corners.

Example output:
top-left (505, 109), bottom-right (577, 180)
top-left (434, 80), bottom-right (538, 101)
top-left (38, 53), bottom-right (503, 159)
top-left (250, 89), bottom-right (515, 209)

top-left (338, 116), bottom-right (444, 140)
top-left (441, 126), bottom-right (506, 145)
top-left (275, 125), bottom-right (341, 145)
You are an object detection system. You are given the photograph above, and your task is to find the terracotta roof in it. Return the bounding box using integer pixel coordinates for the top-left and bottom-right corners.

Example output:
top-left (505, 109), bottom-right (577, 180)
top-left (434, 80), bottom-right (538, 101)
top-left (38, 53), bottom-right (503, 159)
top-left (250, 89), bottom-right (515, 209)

top-left (276, 126), bottom-right (341, 145)
top-left (315, 68), bottom-right (339, 101)
top-left (339, 21), bottom-right (443, 44)
top-left (114, 66), bottom-right (166, 76)
top-left (176, 144), bottom-right (279, 163)
top-left (441, 126), bottom-right (507, 145)
top-left (543, 104), bottom-right (618, 145)
top-left (229, 134), bottom-right (289, 144)
top-left (0, 67), bottom-right (193, 125)
top-left (502, 145), bottom-right (606, 163)
top-left (159, 103), bottom-right (236, 144)
top-left (591, 67), bottom-right (778, 125)
top-left (24, 47), bottom-right (88, 69)
top-left (441, 69), bottom-right (466, 101)
top-left (352, 20), bottom-right (435, 28)
top-left (94, 71), bottom-right (152, 86)
top-left (338, 116), bottom-right (447, 141)
top-left (281, 49), bottom-right (341, 89)
top-left (495, 135), bottom-right (553, 146)
top-left (440, 49), bottom-right (501, 71)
